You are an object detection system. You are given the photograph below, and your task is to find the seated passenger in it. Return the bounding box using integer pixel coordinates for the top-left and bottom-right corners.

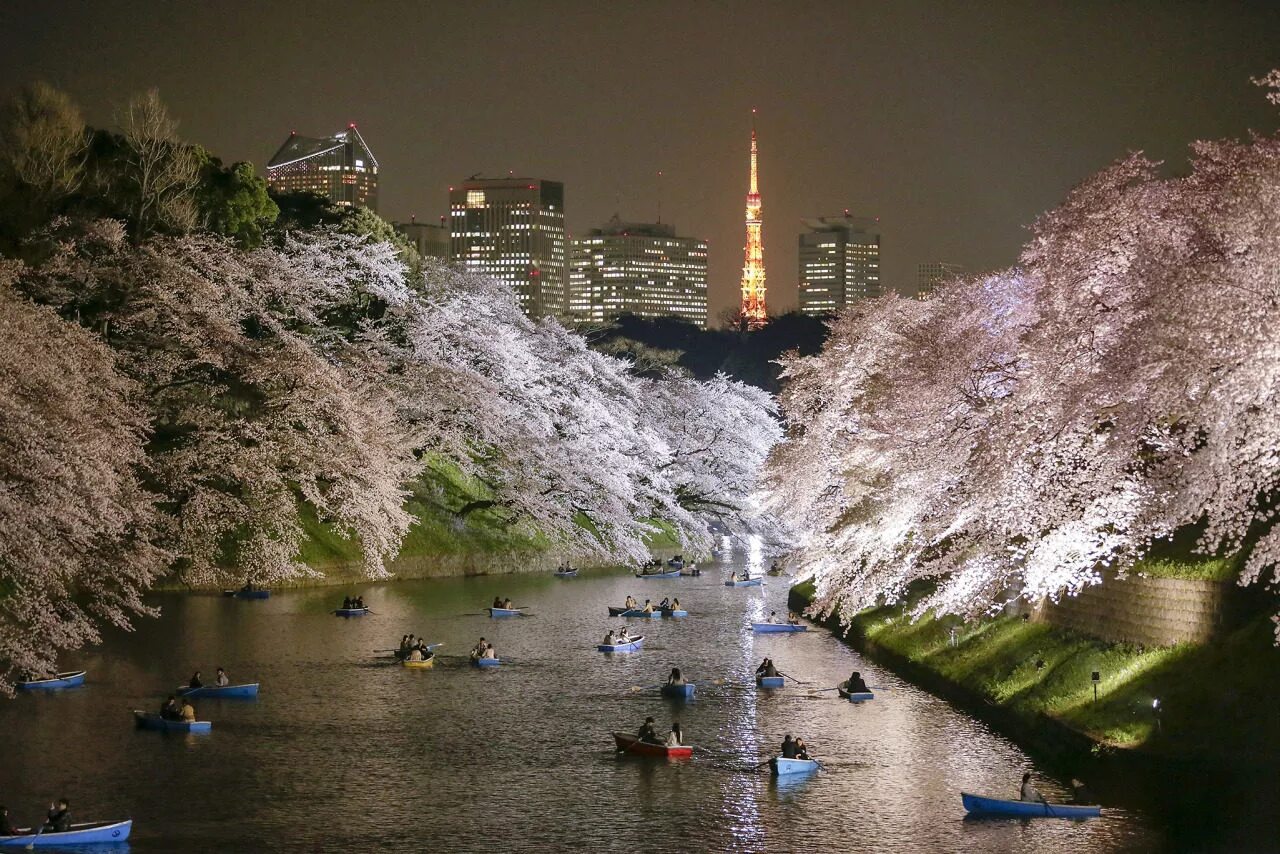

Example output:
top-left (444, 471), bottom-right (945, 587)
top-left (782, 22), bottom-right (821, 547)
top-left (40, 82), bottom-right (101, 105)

top-left (0, 804), bottom-right (17, 836)
top-left (603, 631), bottom-right (616, 646)
top-left (355, 596), bottom-right (365, 608)
top-left (1020, 772), bottom-right (1045, 803)
top-left (473, 638), bottom-right (488, 658)
top-left (767, 610), bottom-right (778, 623)
top-left (624, 595), bottom-right (638, 609)
top-left (787, 611), bottom-right (800, 625)
top-left (343, 596), bottom-right (353, 609)
top-left (846, 671), bottom-right (870, 694)
top-left (180, 700), bottom-right (196, 722)
top-left (492, 597), bottom-right (503, 609)
top-left (43, 799), bottom-right (70, 833)
top-left (666, 722), bottom-right (683, 747)
top-left (215, 667), bottom-right (230, 687)
top-left (481, 643), bottom-right (496, 660)
top-left (671, 597), bottom-right (681, 610)
top-left (160, 694), bottom-right (180, 720)
top-left (659, 598), bottom-right (671, 610)
top-left (407, 647), bottom-right (425, 662)
top-left (667, 667), bottom-right (685, 686)
top-left (756, 657), bottom-right (778, 678)
top-left (642, 599), bottom-right (654, 614)
top-left (795, 738), bottom-right (811, 760)
top-left (637, 716), bottom-right (660, 744)
top-left (188, 670), bottom-right (203, 689)
top-left (502, 598), bottom-right (514, 609)
top-left (780, 734), bottom-right (799, 759)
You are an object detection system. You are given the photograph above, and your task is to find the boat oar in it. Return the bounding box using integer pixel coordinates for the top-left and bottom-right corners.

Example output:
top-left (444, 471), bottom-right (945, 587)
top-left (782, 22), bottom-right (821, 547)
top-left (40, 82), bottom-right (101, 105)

top-left (778, 671), bottom-right (811, 686)
top-left (810, 686), bottom-right (841, 693)
top-left (24, 824), bottom-right (45, 850)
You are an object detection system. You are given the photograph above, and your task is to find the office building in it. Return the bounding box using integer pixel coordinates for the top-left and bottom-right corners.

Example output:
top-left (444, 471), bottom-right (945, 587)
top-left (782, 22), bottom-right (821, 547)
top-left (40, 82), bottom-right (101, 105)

top-left (449, 178), bottom-right (567, 319)
top-left (266, 125), bottom-right (378, 211)
top-left (569, 215), bottom-right (709, 327)
top-left (797, 214), bottom-right (882, 315)
top-left (917, 261), bottom-right (964, 299)
top-left (395, 216), bottom-right (450, 261)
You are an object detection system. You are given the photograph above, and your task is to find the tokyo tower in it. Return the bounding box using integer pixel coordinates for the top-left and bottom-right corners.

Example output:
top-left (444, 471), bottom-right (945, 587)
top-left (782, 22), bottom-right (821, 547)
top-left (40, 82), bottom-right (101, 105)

top-left (739, 109), bottom-right (768, 329)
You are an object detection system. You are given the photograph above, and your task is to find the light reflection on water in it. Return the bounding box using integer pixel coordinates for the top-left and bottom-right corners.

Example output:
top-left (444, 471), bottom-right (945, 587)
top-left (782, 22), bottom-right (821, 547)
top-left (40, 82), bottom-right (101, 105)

top-left (0, 555), bottom-right (1229, 852)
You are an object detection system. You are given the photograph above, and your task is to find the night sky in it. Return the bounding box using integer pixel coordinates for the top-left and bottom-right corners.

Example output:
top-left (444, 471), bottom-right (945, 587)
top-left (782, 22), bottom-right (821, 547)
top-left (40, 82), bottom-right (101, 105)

top-left (3, 1), bottom-right (1278, 315)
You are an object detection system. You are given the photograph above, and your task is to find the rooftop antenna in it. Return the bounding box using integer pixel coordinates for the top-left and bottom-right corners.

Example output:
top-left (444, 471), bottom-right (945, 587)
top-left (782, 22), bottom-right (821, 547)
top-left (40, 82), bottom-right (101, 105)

top-left (656, 170), bottom-right (664, 224)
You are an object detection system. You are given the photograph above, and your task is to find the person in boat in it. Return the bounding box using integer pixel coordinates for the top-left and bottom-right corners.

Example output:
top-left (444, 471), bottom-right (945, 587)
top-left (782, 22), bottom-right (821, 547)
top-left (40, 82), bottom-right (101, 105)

top-left (180, 698), bottom-right (197, 723)
top-left (161, 694), bottom-right (181, 720)
top-left (658, 597), bottom-right (671, 609)
top-left (729, 571), bottom-right (739, 582)
top-left (399, 634), bottom-right (411, 652)
top-left (502, 597), bottom-right (514, 609)
top-left (795, 738), bottom-right (811, 760)
top-left (667, 667), bottom-right (685, 686)
top-left (603, 630), bottom-right (616, 646)
top-left (666, 722), bottom-right (683, 747)
top-left (480, 642), bottom-right (496, 660)
top-left (492, 597), bottom-right (503, 609)
top-left (43, 799), bottom-right (70, 833)
top-left (767, 610), bottom-right (778, 624)
top-left (1020, 772), bottom-right (1046, 803)
top-left (642, 599), bottom-right (654, 614)
top-left (756, 657), bottom-right (778, 678)
top-left (846, 671), bottom-right (870, 694)
top-left (215, 667), bottom-right (230, 687)
top-left (0, 804), bottom-right (17, 836)
top-left (189, 670), bottom-right (203, 689)
top-left (343, 596), bottom-right (352, 609)
top-left (407, 646), bottom-right (425, 662)
top-left (355, 596), bottom-right (365, 608)
top-left (472, 638), bottom-right (489, 658)
top-left (624, 595), bottom-right (638, 609)
top-left (638, 716), bottom-right (660, 744)
top-left (787, 611), bottom-right (800, 625)
top-left (618, 626), bottom-right (632, 643)
top-left (780, 734), bottom-right (799, 759)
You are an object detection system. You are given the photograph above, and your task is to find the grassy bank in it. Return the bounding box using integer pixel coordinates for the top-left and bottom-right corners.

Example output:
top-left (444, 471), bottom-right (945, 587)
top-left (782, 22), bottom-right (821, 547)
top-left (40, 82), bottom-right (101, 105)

top-left (791, 580), bottom-right (1280, 766)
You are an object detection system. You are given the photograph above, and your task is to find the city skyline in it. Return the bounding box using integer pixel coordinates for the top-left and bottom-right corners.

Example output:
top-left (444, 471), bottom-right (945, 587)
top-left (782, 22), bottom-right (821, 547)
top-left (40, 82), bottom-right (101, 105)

top-left (3, 3), bottom-right (1277, 316)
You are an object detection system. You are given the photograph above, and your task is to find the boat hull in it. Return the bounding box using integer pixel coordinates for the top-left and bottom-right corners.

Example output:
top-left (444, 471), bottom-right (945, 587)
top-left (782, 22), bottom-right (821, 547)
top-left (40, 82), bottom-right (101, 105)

top-left (133, 711), bottom-right (211, 732)
top-left (660, 682), bottom-right (695, 699)
top-left (334, 607), bottom-right (369, 617)
top-left (179, 682), bottom-right (259, 698)
top-left (751, 623), bottom-right (806, 633)
top-left (771, 757), bottom-right (819, 776)
top-left (613, 732), bottom-right (692, 758)
top-left (553, 570), bottom-right (579, 577)
top-left (837, 683), bottom-right (874, 702)
top-left (470, 657), bottom-right (501, 668)
top-left (756, 675), bottom-right (785, 688)
top-left (0, 820), bottom-right (133, 847)
top-left (659, 609), bottom-right (688, 618)
top-left (725, 578), bottom-right (763, 587)
top-left (401, 658), bottom-right (436, 669)
top-left (636, 570), bottom-right (681, 579)
top-left (224, 589), bottom-right (270, 599)
top-left (598, 637), bottom-right (645, 653)
top-left (961, 792), bottom-right (1101, 818)
top-left (608, 606), bottom-right (660, 617)
top-left (16, 670), bottom-right (86, 691)
top-left (487, 607), bottom-right (523, 617)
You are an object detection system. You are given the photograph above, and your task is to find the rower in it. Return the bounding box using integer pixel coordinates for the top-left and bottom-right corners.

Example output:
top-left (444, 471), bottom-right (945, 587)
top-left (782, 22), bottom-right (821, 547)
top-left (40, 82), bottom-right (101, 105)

top-left (618, 626), bottom-right (632, 642)
top-left (481, 642), bottom-right (497, 660)
top-left (160, 694), bottom-right (180, 720)
top-left (846, 671), bottom-right (870, 693)
top-left (215, 667), bottom-right (230, 687)
top-left (43, 799), bottom-right (70, 833)
top-left (492, 597), bottom-right (502, 609)
top-left (624, 595), bottom-right (638, 609)
top-left (756, 657), bottom-right (778, 678)
top-left (407, 646), bottom-right (425, 662)
top-left (671, 597), bottom-right (681, 610)
top-left (188, 670), bottom-right (203, 689)
top-left (780, 734), bottom-right (799, 759)
top-left (0, 804), bottom-right (16, 836)
top-left (473, 637), bottom-right (489, 658)
top-left (658, 597), bottom-right (671, 609)
top-left (180, 698), bottom-right (196, 722)
top-left (787, 611), bottom-right (800, 625)
top-left (343, 596), bottom-right (352, 609)
top-left (667, 667), bottom-right (686, 686)
top-left (795, 737), bottom-right (811, 760)
top-left (638, 716), bottom-right (660, 744)
top-left (665, 722), bottom-right (683, 747)
top-left (1020, 772), bottom-right (1046, 803)
top-left (603, 630), bottom-right (616, 646)
top-left (642, 599), bottom-right (654, 614)
top-left (767, 610), bottom-right (778, 624)
top-left (502, 597), bottom-right (514, 609)
top-left (355, 596), bottom-right (365, 608)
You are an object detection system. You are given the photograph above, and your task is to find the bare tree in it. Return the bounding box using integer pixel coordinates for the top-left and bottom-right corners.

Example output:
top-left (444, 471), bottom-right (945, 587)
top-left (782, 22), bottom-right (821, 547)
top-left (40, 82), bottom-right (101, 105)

top-left (0, 82), bottom-right (88, 233)
top-left (116, 89), bottom-right (199, 237)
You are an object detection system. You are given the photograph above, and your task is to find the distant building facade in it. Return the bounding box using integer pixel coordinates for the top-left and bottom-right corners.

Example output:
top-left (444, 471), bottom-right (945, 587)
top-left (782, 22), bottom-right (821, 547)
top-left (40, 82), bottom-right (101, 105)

top-left (266, 125), bottom-right (378, 211)
top-left (569, 215), bottom-right (708, 327)
top-left (917, 261), bottom-right (965, 299)
top-left (797, 215), bottom-right (881, 315)
top-left (449, 178), bottom-right (567, 319)
top-left (395, 217), bottom-right (450, 261)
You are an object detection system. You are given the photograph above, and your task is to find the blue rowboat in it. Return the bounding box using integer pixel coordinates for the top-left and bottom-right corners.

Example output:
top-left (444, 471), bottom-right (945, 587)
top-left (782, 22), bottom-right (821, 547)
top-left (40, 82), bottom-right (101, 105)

top-left (223, 588), bottom-right (270, 599)
top-left (0, 819), bottom-right (133, 847)
top-left (470, 656), bottom-right (501, 668)
top-left (660, 682), bottom-right (695, 699)
top-left (770, 756), bottom-right (819, 776)
top-left (133, 711), bottom-right (212, 733)
top-left (660, 608), bottom-right (688, 618)
top-left (961, 792), bottom-right (1101, 819)
top-left (636, 570), bottom-right (681, 579)
top-left (756, 675), bottom-right (785, 689)
top-left (725, 577), bottom-right (764, 587)
top-left (553, 569), bottom-right (579, 577)
top-left (16, 670), bottom-right (86, 691)
top-left (487, 607), bottom-right (523, 617)
top-left (334, 607), bottom-right (369, 617)
top-left (178, 682), bottom-right (259, 699)
top-left (837, 683), bottom-right (874, 702)
top-left (598, 636), bottom-right (645, 653)
top-left (751, 622), bottom-right (806, 633)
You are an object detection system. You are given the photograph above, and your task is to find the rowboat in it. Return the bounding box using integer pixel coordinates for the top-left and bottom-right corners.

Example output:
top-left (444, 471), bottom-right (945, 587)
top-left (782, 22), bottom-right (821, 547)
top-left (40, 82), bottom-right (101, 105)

top-left (16, 670), bottom-right (86, 691)
top-left (0, 819), bottom-right (133, 846)
top-left (756, 675), bottom-right (785, 688)
top-left (770, 756), bottom-right (819, 776)
top-left (635, 570), bottom-right (681, 579)
top-left (598, 636), bottom-right (645, 653)
top-left (470, 656), bottom-right (501, 668)
top-left (223, 588), bottom-right (270, 599)
top-left (659, 608), bottom-right (688, 618)
top-left (660, 682), bottom-right (695, 699)
top-left (837, 682), bottom-right (874, 702)
top-left (607, 606), bottom-right (662, 618)
top-left (133, 711), bottom-right (211, 733)
top-left (553, 569), bottom-right (579, 577)
top-left (334, 607), bottom-right (369, 617)
top-left (961, 792), bottom-right (1101, 818)
top-left (487, 607), bottom-right (523, 617)
top-left (178, 682), bottom-right (259, 698)
top-left (402, 656), bottom-right (436, 669)
top-left (724, 577), bottom-right (763, 587)
top-left (751, 622), bottom-right (806, 633)
top-left (613, 731), bottom-right (692, 758)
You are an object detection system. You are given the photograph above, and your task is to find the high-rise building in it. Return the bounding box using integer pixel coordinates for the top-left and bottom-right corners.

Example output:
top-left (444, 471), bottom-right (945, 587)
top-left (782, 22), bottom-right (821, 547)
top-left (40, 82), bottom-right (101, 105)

top-left (395, 216), bottom-right (450, 261)
top-left (797, 215), bottom-right (882, 315)
top-left (917, 261), bottom-right (964, 299)
top-left (266, 125), bottom-right (378, 211)
top-left (739, 110), bottom-right (767, 329)
top-left (449, 178), bottom-right (567, 319)
top-left (568, 215), bottom-right (709, 327)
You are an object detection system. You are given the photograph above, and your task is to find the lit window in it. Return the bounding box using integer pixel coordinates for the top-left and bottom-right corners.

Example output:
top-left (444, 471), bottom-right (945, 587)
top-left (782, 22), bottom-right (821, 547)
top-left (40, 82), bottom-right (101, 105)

top-left (467, 190), bottom-right (486, 208)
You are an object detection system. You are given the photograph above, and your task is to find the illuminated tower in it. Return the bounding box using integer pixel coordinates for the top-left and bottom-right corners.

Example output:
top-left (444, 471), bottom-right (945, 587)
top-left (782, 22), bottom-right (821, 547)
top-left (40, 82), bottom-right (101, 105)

top-left (739, 110), bottom-right (768, 329)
